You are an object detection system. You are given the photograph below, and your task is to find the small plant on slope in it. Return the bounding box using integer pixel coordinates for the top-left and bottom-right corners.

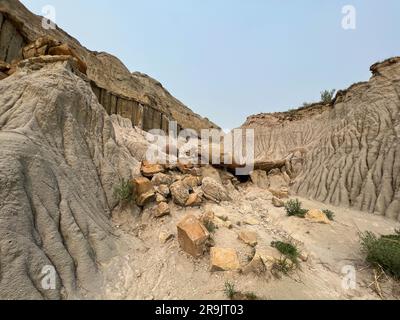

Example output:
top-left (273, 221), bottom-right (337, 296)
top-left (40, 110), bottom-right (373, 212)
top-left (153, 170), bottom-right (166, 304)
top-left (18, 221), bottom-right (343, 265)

top-left (224, 281), bottom-right (237, 300)
top-left (360, 230), bottom-right (400, 279)
top-left (271, 241), bottom-right (300, 264)
top-left (284, 199), bottom-right (308, 218)
top-left (323, 209), bottom-right (335, 221)
top-left (113, 178), bottom-right (133, 204)
top-left (320, 89), bottom-right (336, 104)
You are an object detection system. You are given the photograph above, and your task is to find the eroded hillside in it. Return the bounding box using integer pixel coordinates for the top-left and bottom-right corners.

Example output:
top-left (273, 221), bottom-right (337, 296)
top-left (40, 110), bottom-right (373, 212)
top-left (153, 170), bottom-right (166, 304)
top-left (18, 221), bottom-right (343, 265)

top-left (242, 58), bottom-right (400, 221)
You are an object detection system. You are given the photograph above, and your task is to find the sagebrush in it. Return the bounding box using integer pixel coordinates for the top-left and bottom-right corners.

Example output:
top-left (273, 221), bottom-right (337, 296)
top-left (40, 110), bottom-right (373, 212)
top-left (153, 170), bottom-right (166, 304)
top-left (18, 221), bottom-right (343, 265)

top-left (113, 178), bottom-right (133, 203)
top-left (285, 199), bottom-right (307, 218)
top-left (360, 230), bottom-right (400, 279)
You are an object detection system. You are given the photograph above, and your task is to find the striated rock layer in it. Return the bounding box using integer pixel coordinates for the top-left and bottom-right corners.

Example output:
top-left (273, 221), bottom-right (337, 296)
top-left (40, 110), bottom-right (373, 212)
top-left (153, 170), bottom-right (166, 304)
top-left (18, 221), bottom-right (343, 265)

top-left (0, 0), bottom-right (219, 132)
top-left (242, 57), bottom-right (400, 221)
top-left (0, 55), bottom-right (150, 299)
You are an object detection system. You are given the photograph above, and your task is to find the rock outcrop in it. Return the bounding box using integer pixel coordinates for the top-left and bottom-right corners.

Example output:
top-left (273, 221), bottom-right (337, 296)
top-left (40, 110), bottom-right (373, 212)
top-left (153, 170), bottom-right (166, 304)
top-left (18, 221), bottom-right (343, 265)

top-left (0, 0), bottom-right (219, 133)
top-left (242, 57), bottom-right (400, 221)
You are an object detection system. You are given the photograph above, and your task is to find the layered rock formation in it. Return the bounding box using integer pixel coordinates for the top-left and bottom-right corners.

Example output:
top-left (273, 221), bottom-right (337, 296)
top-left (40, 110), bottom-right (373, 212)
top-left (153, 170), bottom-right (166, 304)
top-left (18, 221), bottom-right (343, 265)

top-left (242, 57), bottom-right (400, 220)
top-left (0, 0), bottom-right (219, 132)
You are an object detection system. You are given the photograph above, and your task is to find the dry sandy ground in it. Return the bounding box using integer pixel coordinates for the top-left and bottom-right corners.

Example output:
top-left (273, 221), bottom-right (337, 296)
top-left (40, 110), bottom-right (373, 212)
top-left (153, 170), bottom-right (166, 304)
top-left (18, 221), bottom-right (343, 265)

top-left (98, 185), bottom-right (400, 300)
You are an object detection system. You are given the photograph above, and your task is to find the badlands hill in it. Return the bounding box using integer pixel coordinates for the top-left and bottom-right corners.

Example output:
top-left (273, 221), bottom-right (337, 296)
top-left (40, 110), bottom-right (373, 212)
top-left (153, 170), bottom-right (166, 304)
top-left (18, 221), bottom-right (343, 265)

top-left (242, 58), bottom-right (400, 221)
top-left (0, 0), bottom-right (399, 300)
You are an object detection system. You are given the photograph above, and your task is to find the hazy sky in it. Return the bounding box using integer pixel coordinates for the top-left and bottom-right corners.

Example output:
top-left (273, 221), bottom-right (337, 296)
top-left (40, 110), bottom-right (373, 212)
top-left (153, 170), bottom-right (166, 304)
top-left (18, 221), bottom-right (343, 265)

top-left (21, 0), bottom-right (400, 129)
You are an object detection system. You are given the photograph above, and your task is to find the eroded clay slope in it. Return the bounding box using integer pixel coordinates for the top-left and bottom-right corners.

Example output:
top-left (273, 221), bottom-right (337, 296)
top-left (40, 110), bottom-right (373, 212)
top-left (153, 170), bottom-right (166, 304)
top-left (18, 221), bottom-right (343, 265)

top-left (242, 58), bottom-right (400, 220)
top-left (0, 0), bottom-right (219, 131)
top-left (0, 56), bottom-right (149, 299)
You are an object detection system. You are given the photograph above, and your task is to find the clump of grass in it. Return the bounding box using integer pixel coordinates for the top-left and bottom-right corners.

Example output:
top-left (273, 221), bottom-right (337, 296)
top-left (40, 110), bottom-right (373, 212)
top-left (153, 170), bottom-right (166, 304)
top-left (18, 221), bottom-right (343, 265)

top-left (272, 257), bottom-right (296, 276)
top-left (224, 282), bottom-right (259, 300)
top-left (271, 241), bottom-right (299, 263)
top-left (204, 220), bottom-right (217, 233)
top-left (323, 209), bottom-right (335, 221)
top-left (113, 178), bottom-right (133, 203)
top-left (284, 199), bottom-right (308, 218)
top-left (360, 230), bottom-right (400, 279)
top-left (224, 281), bottom-right (236, 299)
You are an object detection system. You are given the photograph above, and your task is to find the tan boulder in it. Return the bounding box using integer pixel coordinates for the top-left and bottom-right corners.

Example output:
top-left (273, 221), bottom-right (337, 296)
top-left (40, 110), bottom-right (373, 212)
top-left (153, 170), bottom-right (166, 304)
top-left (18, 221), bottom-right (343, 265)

top-left (156, 193), bottom-right (167, 203)
top-left (182, 175), bottom-right (201, 189)
top-left (269, 187), bottom-right (289, 199)
top-left (155, 202), bottom-right (170, 218)
top-left (243, 217), bottom-right (260, 226)
top-left (141, 161), bottom-right (164, 178)
top-left (170, 180), bottom-right (190, 206)
top-left (305, 209), bottom-right (331, 224)
top-left (201, 165), bottom-right (222, 183)
top-left (177, 214), bottom-right (209, 257)
top-left (210, 247), bottom-right (240, 272)
top-left (156, 185), bottom-right (170, 198)
top-left (48, 43), bottom-right (87, 74)
top-left (152, 173), bottom-right (173, 186)
top-left (185, 192), bottom-right (203, 207)
top-left (257, 247), bottom-right (283, 270)
top-left (272, 196), bottom-right (285, 207)
top-left (238, 230), bottom-right (258, 247)
top-left (177, 162), bottom-right (194, 174)
top-left (202, 177), bottom-right (230, 203)
top-left (250, 170), bottom-right (269, 189)
top-left (133, 177), bottom-right (156, 206)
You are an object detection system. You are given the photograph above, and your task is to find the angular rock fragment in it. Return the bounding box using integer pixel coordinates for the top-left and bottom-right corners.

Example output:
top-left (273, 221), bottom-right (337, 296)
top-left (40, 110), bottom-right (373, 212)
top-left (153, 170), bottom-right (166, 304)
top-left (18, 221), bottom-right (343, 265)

top-left (177, 214), bottom-right (209, 257)
top-left (155, 202), bottom-right (170, 218)
top-left (202, 177), bottom-right (230, 203)
top-left (141, 161), bottom-right (165, 178)
top-left (133, 177), bottom-right (156, 206)
top-left (272, 196), bottom-right (285, 207)
top-left (170, 180), bottom-right (190, 206)
top-left (152, 173), bottom-right (173, 186)
top-left (238, 230), bottom-right (258, 247)
top-left (185, 192), bottom-right (203, 207)
top-left (305, 209), bottom-right (330, 224)
top-left (210, 247), bottom-right (240, 272)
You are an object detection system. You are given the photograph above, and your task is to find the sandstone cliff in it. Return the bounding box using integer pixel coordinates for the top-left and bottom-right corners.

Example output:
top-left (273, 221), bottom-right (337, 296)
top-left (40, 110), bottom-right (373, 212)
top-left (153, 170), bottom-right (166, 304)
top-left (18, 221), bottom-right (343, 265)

top-left (0, 0), bottom-right (219, 132)
top-left (242, 57), bottom-right (400, 221)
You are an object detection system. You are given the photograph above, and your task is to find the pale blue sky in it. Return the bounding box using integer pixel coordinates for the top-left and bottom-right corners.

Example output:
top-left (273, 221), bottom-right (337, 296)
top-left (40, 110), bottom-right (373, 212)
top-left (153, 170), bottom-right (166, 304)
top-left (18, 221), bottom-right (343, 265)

top-left (21, 0), bottom-right (400, 129)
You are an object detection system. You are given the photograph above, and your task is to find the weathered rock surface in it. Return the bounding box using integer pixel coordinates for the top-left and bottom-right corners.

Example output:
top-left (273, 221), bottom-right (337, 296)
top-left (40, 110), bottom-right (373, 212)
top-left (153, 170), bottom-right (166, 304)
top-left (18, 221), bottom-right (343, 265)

top-left (209, 247), bottom-right (240, 272)
top-left (202, 177), bottom-right (231, 203)
top-left (0, 0), bottom-right (219, 132)
top-left (177, 214), bottom-right (209, 257)
top-left (133, 177), bottom-right (156, 207)
top-left (242, 57), bottom-right (400, 221)
top-left (0, 56), bottom-right (146, 299)
top-left (305, 209), bottom-right (331, 224)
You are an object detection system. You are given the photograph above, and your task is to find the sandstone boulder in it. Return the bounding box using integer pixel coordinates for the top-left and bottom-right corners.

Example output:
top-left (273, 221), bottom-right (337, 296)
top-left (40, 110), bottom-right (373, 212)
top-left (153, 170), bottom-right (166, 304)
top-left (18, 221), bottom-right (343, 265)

top-left (177, 214), bottom-right (209, 257)
top-left (155, 202), bottom-right (170, 218)
top-left (202, 177), bottom-right (230, 203)
top-left (182, 175), bottom-right (201, 189)
top-left (141, 161), bottom-right (165, 178)
top-left (152, 173), bottom-right (173, 186)
top-left (156, 185), bottom-right (170, 198)
top-left (250, 170), bottom-right (269, 189)
top-left (256, 247), bottom-right (283, 270)
top-left (185, 192), bottom-right (203, 207)
top-left (242, 254), bottom-right (266, 275)
top-left (269, 187), bottom-right (289, 199)
top-left (170, 180), bottom-right (190, 206)
top-left (201, 165), bottom-right (222, 183)
top-left (210, 247), bottom-right (240, 272)
top-left (133, 177), bottom-right (156, 206)
top-left (272, 196), bottom-right (285, 207)
top-left (305, 209), bottom-right (331, 224)
top-left (238, 230), bottom-right (258, 247)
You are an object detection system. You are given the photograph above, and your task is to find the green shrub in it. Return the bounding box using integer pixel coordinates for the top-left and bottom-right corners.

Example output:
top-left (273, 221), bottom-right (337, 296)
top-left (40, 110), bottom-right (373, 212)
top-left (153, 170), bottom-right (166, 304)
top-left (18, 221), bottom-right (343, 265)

top-left (360, 230), bottom-right (400, 279)
top-left (204, 220), bottom-right (217, 233)
top-left (113, 178), bottom-right (133, 203)
top-left (272, 257), bottom-right (296, 276)
top-left (320, 89), bottom-right (336, 104)
top-left (271, 241), bottom-right (299, 263)
top-left (323, 209), bottom-right (335, 221)
top-left (284, 199), bottom-right (307, 218)
top-left (224, 281), bottom-right (236, 299)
